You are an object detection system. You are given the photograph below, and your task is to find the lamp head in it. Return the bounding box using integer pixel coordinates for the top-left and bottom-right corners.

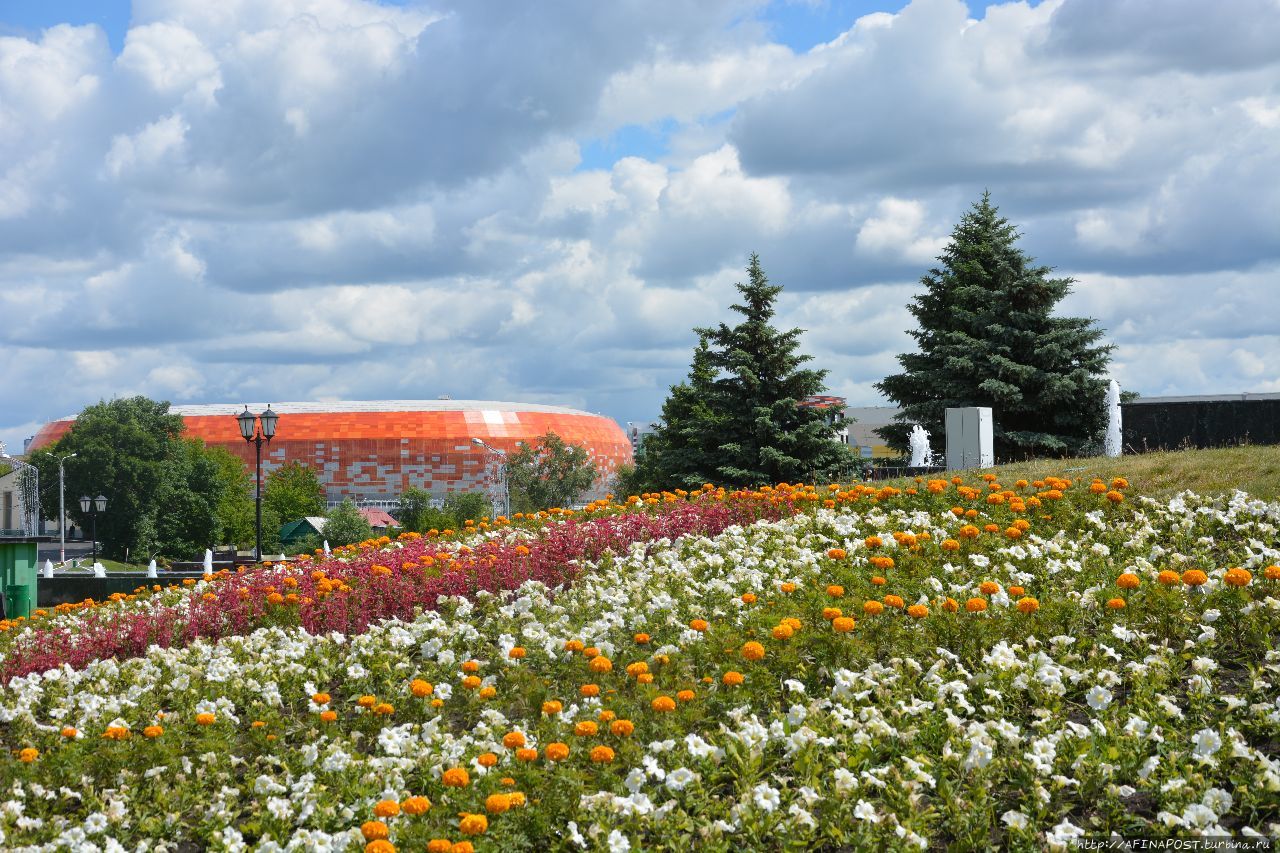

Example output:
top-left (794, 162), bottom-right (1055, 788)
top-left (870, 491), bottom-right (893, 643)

top-left (236, 405), bottom-right (257, 441)
top-left (259, 405), bottom-right (278, 440)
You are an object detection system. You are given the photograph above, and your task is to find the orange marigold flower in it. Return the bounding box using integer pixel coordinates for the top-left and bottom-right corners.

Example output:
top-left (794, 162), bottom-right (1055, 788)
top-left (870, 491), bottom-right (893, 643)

top-left (611, 719), bottom-right (635, 736)
top-left (1158, 570), bottom-right (1181, 586)
top-left (1182, 570), bottom-right (1208, 587)
top-left (485, 793), bottom-right (511, 814)
top-left (634, 633), bottom-right (651, 644)
top-left (780, 582), bottom-right (797, 593)
top-left (583, 646), bottom-right (600, 659)
top-left (722, 670), bottom-right (745, 686)
top-left (462, 676), bottom-right (482, 690)
top-left (18, 747), bottom-right (38, 763)
top-left (265, 592), bottom-right (284, 605)
top-left (979, 581), bottom-right (1000, 596)
top-left (590, 745), bottom-right (616, 763)
top-left (1224, 567), bottom-right (1252, 587)
top-left (542, 700), bottom-right (563, 715)
top-left (741, 641), bottom-right (765, 661)
top-left (508, 646), bottom-right (526, 659)
top-left (822, 607), bottom-right (843, 620)
top-left (402, 795), bottom-right (431, 815)
top-left (863, 600), bottom-right (884, 615)
top-left (832, 617), bottom-right (856, 633)
top-left (502, 731), bottom-right (526, 749)
top-left (564, 639), bottom-right (584, 653)
top-left (411, 679), bottom-right (434, 698)
top-left (1107, 597), bottom-right (1126, 610)
top-left (1264, 565), bottom-right (1280, 581)
top-left (516, 747), bottom-right (538, 762)
top-left (319, 710), bottom-right (338, 723)
top-left (1106, 490), bottom-right (1124, 503)
top-left (677, 690), bottom-right (695, 703)
top-left (60, 726), bottom-right (78, 738)
top-left (907, 604), bottom-right (929, 618)
top-left (1008, 585), bottom-right (1025, 597)
top-left (958, 525), bottom-right (980, 539)
top-left (870, 576), bottom-right (886, 586)
top-left (373, 800), bottom-right (401, 818)
top-left (451, 842), bottom-right (475, 853)
top-left (826, 584), bottom-right (845, 598)
top-left (1117, 573), bottom-right (1140, 590)
top-left (458, 813), bottom-right (488, 836)
top-left (941, 539), bottom-right (961, 552)
top-left (462, 660), bottom-right (481, 673)
top-left (883, 594), bottom-right (905, 609)
top-left (574, 721), bottom-right (599, 737)
top-left (869, 556), bottom-right (895, 570)
top-left (740, 592), bottom-right (757, 604)
top-left (771, 623), bottom-right (794, 640)
top-left (372, 702), bottom-right (394, 716)
top-left (196, 712), bottom-right (216, 726)
top-left (365, 841), bottom-right (395, 853)
top-left (580, 684), bottom-right (601, 697)
top-left (637, 673), bottom-right (654, 684)
top-left (545, 742), bottom-right (570, 761)
top-left (942, 597), bottom-right (960, 613)
top-left (1017, 596), bottom-right (1040, 614)
top-left (427, 842), bottom-right (452, 853)
top-left (143, 725), bottom-right (164, 738)
top-left (477, 752), bottom-right (498, 768)
top-left (828, 548), bottom-right (847, 559)
top-left (442, 767), bottom-right (470, 787)
top-left (864, 535), bottom-right (883, 549)
top-left (965, 598), bottom-right (987, 613)
top-left (361, 820), bottom-right (390, 841)
top-left (651, 696), bottom-right (677, 712)
top-left (357, 695), bottom-right (377, 707)
top-left (589, 656), bottom-right (613, 673)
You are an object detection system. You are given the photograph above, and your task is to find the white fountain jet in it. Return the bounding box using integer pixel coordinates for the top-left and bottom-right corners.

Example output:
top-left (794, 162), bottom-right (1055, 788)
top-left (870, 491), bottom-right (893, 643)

top-left (1105, 379), bottom-right (1122, 458)
top-left (908, 424), bottom-right (933, 467)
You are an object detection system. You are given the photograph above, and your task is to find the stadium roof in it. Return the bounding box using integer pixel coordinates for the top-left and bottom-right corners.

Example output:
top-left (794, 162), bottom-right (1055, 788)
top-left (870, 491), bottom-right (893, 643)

top-left (51, 399), bottom-right (607, 421)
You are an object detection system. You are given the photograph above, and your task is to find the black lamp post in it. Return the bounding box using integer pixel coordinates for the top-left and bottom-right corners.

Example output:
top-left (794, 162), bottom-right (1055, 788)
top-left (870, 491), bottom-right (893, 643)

top-left (236, 404), bottom-right (279, 563)
top-left (79, 494), bottom-right (107, 566)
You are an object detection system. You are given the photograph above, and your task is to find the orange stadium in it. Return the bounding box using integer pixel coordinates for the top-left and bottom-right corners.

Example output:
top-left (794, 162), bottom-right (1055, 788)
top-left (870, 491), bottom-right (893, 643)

top-left (28, 400), bottom-right (633, 506)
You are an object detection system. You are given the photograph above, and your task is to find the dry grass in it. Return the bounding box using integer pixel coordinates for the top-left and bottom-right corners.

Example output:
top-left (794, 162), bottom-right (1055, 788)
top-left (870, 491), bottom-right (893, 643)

top-left (891, 445), bottom-right (1280, 502)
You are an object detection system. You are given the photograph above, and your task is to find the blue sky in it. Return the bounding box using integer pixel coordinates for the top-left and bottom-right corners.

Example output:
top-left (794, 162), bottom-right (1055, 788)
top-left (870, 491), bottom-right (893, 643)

top-left (0, 0), bottom-right (1276, 451)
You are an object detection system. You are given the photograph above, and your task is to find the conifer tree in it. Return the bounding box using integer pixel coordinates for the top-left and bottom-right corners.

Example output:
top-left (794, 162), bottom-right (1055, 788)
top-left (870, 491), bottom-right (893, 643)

top-left (632, 254), bottom-right (853, 490)
top-left (876, 192), bottom-right (1113, 459)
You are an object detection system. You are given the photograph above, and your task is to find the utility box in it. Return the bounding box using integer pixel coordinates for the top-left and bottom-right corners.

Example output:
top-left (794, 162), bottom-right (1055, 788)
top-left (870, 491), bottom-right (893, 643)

top-left (945, 407), bottom-right (994, 470)
top-left (0, 541), bottom-right (38, 620)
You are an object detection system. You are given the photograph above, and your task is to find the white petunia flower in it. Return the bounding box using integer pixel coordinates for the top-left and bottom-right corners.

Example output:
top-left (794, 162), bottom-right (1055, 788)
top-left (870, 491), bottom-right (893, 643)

top-left (1086, 686), bottom-right (1113, 711)
top-left (752, 783), bottom-right (780, 812)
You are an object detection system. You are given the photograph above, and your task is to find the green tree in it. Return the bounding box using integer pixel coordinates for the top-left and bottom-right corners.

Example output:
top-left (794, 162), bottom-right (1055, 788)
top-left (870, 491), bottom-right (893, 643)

top-left (444, 492), bottom-right (493, 524)
top-left (204, 445), bottom-right (256, 548)
top-left (322, 499), bottom-right (373, 547)
top-left (395, 486), bottom-right (436, 532)
top-left (507, 432), bottom-right (598, 512)
top-left (263, 461), bottom-right (325, 523)
top-left (875, 192), bottom-right (1114, 459)
top-left (29, 397), bottom-right (185, 560)
top-left (646, 254), bottom-right (853, 488)
top-left (629, 337), bottom-right (725, 492)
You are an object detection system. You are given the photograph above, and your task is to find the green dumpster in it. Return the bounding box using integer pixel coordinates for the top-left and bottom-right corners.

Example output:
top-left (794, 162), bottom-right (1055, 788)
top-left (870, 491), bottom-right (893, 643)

top-left (0, 541), bottom-right (38, 620)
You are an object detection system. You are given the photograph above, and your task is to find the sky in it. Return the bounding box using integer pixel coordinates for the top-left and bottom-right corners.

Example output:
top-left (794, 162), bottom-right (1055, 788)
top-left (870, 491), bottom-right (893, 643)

top-left (1, 0), bottom-right (1278, 452)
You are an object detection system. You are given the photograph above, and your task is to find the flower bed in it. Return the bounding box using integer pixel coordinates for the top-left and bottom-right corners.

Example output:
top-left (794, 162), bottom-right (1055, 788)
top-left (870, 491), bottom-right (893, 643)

top-left (1, 477), bottom-right (1278, 850)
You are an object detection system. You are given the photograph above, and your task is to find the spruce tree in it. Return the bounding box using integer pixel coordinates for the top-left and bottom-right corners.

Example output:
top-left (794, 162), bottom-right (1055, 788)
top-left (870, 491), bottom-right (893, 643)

top-left (876, 192), bottom-right (1113, 460)
top-left (698, 254), bottom-right (853, 486)
top-left (630, 336), bottom-right (724, 491)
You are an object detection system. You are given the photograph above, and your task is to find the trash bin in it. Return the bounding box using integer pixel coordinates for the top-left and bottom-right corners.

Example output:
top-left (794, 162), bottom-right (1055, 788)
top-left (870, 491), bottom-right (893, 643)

top-left (0, 541), bottom-right (38, 620)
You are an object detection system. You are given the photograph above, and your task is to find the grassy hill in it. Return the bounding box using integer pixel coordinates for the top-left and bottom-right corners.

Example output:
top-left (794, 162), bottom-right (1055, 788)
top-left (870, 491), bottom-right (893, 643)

top-left (892, 445), bottom-right (1280, 502)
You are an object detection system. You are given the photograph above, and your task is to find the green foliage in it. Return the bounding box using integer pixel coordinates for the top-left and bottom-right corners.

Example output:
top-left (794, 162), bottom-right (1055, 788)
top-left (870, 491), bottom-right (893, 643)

top-left (641, 254), bottom-right (857, 490)
top-left (396, 487), bottom-right (495, 531)
top-left (322, 499), bottom-right (374, 547)
top-left (444, 491), bottom-right (494, 524)
top-left (395, 486), bottom-right (437, 532)
top-left (30, 397), bottom-right (186, 560)
top-left (263, 461), bottom-right (326, 523)
top-left (204, 445), bottom-right (256, 549)
top-left (507, 432), bottom-right (598, 511)
top-left (876, 192), bottom-right (1114, 460)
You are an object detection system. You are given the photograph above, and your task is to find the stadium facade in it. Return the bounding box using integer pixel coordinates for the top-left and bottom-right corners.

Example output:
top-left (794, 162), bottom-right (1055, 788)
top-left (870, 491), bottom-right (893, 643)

top-left (29, 400), bottom-right (633, 506)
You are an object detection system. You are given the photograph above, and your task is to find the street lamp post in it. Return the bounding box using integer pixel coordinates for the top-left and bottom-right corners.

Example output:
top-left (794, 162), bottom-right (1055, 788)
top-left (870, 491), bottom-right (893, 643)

top-left (79, 494), bottom-right (107, 567)
top-left (471, 437), bottom-right (510, 519)
top-left (57, 453), bottom-right (77, 563)
top-left (236, 405), bottom-right (279, 563)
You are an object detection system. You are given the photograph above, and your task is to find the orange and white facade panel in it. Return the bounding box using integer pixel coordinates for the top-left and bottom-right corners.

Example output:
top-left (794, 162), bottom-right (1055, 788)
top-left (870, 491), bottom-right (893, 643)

top-left (29, 400), bottom-right (633, 504)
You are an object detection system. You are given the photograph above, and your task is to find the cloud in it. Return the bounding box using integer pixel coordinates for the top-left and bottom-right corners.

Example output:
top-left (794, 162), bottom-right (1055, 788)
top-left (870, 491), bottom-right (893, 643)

top-left (2, 0), bottom-right (1278, 452)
